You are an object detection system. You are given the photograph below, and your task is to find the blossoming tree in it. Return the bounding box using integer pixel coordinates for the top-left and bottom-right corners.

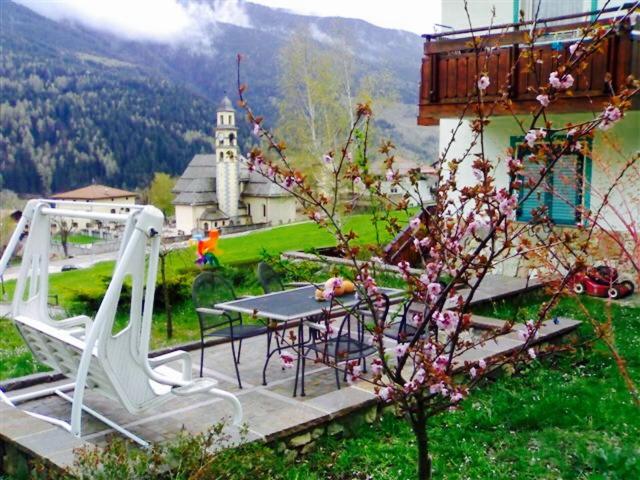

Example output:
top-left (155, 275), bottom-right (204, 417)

top-left (235, 3), bottom-right (638, 478)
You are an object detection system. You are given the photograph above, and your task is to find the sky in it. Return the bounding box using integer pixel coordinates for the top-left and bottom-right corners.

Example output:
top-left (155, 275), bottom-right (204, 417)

top-left (15, 0), bottom-right (442, 43)
top-left (250, 0), bottom-right (442, 34)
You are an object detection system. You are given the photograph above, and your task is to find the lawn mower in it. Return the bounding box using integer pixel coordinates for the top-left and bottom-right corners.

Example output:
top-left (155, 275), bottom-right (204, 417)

top-left (569, 265), bottom-right (635, 299)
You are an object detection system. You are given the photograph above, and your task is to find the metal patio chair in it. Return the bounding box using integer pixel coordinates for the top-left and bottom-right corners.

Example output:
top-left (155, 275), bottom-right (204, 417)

top-left (192, 271), bottom-right (268, 389)
top-left (301, 293), bottom-right (390, 391)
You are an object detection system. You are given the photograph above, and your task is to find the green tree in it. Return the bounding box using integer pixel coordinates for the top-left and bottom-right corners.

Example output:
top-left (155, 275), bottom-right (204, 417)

top-left (147, 173), bottom-right (176, 218)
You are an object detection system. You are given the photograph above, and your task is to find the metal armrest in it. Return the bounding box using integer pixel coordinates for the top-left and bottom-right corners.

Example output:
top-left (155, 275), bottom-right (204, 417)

top-left (150, 350), bottom-right (193, 381)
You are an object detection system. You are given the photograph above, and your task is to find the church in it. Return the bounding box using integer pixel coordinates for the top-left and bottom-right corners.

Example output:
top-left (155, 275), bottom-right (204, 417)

top-left (173, 96), bottom-right (297, 234)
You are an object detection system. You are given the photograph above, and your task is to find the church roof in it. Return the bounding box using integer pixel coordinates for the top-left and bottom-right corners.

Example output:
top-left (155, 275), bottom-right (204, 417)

top-left (172, 154), bottom-right (217, 206)
top-left (218, 95), bottom-right (234, 111)
top-left (243, 170), bottom-right (292, 197)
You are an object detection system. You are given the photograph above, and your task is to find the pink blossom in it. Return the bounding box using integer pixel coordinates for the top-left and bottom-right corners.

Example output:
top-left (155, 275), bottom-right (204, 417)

top-left (472, 167), bottom-right (484, 182)
top-left (415, 368), bottom-right (426, 384)
top-left (411, 313), bottom-right (423, 327)
top-left (429, 381), bottom-right (446, 394)
top-left (395, 342), bottom-right (409, 358)
top-left (466, 214), bottom-right (491, 238)
top-left (267, 166), bottom-right (276, 178)
top-left (469, 367), bottom-right (477, 378)
top-left (536, 94), bottom-right (550, 107)
top-left (527, 347), bottom-right (537, 360)
top-left (403, 380), bottom-right (418, 394)
top-left (434, 355), bottom-right (448, 373)
top-left (280, 353), bottom-right (295, 369)
top-left (284, 176), bottom-right (294, 188)
top-left (549, 71), bottom-right (574, 90)
top-left (569, 43), bottom-right (579, 55)
top-left (599, 105), bottom-right (622, 131)
top-left (435, 310), bottom-right (459, 332)
top-left (477, 75), bottom-right (490, 91)
top-left (478, 359), bottom-right (487, 369)
top-left (371, 358), bottom-right (384, 376)
top-left (323, 154), bottom-right (333, 164)
top-left (410, 217), bottom-right (421, 230)
top-left (353, 176), bottom-right (363, 186)
top-left (252, 123), bottom-right (260, 136)
top-left (450, 390), bottom-right (465, 403)
top-left (322, 288), bottom-right (334, 300)
top-left (427, 282), bottom-right (442, 297)
top-left (423, 342), bottom-right (437, 360)
top-left (386, 169), bottom-right (394, 181)
top-left (413, 238), bottom-right (421, 250)
top-left (346, 360), bottom-right (362, 384)
top-left (525, 129), bottom-right (546, 148)
top-left (378, 386), bottom-right (393, 402)
top-left (507, 156), bottom-right (523, 174)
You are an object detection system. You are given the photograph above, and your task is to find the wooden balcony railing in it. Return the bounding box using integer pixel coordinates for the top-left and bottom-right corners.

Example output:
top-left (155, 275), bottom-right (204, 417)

top-left (418, 4), bottom-right (639, 125)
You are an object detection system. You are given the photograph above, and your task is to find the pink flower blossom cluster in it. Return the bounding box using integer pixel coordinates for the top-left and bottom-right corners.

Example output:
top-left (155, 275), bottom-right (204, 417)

top-left (435, 310), bottom-right (460, 332)
top-left (323, 277), bottom-right (344, 300)
top-left (524, 129), bottom-right (547, 148)
top-left (536, 94), bottom-right (550, 107)
top-left (549, 71), bottom-right (574, 90)
top-left (496, 188), bottom-right (518, 220)
top-left (599, 105), bottom-right (622, 131)
top-left (477, 75), bottom-right (490, 91)
top-left (345, 360), bottom-right (362, 384)
top-left (507, 156), bottom-right (523, 174)
top-left (517, 320), bottom-right (539, 342)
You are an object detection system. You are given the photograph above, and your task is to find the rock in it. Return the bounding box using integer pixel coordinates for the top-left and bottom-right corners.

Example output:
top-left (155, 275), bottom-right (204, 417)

top-left (364, 406), bottom-right (378, 424)
top-left (327, 422), bottom-right (345, 437)
top-left (288, 432), bottom-right (312, 447)
top-left (300, 441), bottom-right (316, 455)
top-left (311, 427), bottom-right (325, 439)
top-left (283, 448), bottom-right (298, 463)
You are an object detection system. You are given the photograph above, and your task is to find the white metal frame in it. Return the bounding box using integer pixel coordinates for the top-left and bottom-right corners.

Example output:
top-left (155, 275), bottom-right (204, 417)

top-left (0, 199), bottom-right (242, 446)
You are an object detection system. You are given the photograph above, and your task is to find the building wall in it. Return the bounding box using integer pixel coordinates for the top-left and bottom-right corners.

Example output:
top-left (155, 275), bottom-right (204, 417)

top-left (380, 178), bottom-right (436, 207)
top-left (244, 196), bottom-right (297, 226)
top-left (175, 204), bottom-right (210, 234)
top-left (50, 196), bottom-right (137, 235)
top-left (439, 110), bottom-right (640, 232)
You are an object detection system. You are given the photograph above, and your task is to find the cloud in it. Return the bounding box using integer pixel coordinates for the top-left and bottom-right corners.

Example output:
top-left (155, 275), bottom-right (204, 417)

top-left (15, 0), bottom-right (252, 44)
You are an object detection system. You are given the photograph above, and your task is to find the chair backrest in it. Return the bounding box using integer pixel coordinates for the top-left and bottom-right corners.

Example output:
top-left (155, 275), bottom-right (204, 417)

top-left (192, 271), bottom-right (240, 330)
top-left (257, 262), bottom-right (284, 294)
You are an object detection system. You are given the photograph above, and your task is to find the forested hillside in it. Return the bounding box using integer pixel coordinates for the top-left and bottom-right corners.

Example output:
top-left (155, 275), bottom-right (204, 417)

top-left (0, 1), bottom-right (434, 196)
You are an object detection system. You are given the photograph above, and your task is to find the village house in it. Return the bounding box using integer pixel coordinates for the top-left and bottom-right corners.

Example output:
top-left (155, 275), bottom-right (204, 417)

top-left (50, 184), bottom-right (138, 237)
top-left (172, 96), bottom-right (297, 234)
top-left (417, 0), bottom-right (639, 274)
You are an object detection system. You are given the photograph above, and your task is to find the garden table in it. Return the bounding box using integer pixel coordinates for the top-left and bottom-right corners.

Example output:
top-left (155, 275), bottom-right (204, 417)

top-left (215, 284), bottom-right (403, 396)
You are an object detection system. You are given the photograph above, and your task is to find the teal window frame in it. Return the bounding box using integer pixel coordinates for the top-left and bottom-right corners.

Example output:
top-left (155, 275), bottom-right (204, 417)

top-left (510, 135), bottom-right (592, 226)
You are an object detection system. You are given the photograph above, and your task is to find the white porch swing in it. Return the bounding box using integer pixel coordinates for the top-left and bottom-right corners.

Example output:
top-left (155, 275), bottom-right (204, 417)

top-left (0, 199), bottom-right (242, 447)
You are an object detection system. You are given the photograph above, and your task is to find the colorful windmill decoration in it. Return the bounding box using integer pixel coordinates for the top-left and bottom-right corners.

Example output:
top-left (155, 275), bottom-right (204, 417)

top-left (195, 229), bottom-right (221, 267)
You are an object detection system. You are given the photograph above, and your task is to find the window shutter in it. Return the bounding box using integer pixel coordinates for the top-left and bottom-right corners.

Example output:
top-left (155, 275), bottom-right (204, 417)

top-left (517, 154), bottom-right (547, 222)
top-left (550, 154), bottom-right (580, 225)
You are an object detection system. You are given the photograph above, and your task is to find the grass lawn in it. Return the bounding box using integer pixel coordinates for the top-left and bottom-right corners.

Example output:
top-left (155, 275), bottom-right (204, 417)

top-left (53, 233), bottom-right (101, 244)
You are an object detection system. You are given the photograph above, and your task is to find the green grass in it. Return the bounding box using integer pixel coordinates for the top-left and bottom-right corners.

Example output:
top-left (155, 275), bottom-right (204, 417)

top-left (53, 233), bottom-right (101, 244)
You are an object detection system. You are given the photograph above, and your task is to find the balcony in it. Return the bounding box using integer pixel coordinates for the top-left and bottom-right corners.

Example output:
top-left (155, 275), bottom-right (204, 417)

top-left (418, 5), bottom-right (639, 126)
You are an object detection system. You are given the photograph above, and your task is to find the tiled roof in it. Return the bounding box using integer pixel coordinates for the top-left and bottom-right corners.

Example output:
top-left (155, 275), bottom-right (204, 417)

top-left (51, 184), bottom-right (137, 200)
top-left (173, 154), bottom-right (217, 206)
top-left (243, 171), bottom-right (291, 197)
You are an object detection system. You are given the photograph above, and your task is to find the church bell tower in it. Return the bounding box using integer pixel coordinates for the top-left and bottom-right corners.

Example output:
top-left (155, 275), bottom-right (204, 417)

top-left (215, 95), bottom-right (239, 220)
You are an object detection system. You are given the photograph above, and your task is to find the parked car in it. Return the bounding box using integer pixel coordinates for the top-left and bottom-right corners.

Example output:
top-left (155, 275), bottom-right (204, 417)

top-left (61, 265), bottom-right (79, 272)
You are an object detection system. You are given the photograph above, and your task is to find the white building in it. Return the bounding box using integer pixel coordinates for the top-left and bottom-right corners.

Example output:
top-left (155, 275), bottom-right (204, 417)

top-left (50, 184), bottom-right (137, 237)
top-left (173, 96), bottom-right (297, 234)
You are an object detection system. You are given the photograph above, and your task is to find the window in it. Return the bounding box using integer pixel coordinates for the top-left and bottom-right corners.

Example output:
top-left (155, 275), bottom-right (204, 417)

top-left (262, 204), bottom-right (266, 217)
top-left (247, 203), bottom-right (251, 216)
top-left (110, 209), bottom-right (116, 214)
top-left (204, 222), bottom-right (209, 231)
top-left (229, 133), bottom-right (235, 145)
top-left (513, 136), bottom-right (591, 226)
top-left (219, 151), bottom-right (224, 161)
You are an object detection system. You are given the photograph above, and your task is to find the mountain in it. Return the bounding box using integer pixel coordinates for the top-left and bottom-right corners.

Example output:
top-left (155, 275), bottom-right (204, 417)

top-left (0, 1), bottom-right (436, 195)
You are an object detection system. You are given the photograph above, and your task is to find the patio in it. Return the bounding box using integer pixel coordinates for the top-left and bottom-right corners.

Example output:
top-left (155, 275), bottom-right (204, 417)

top-left (0, 273), bottom-right (582, 474)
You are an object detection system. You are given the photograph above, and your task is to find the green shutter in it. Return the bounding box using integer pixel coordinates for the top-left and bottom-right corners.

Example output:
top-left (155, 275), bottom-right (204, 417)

top-left (550, 154), bottom-right (580, 225)
top-left (517, 153), bottom-right (547, 222)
